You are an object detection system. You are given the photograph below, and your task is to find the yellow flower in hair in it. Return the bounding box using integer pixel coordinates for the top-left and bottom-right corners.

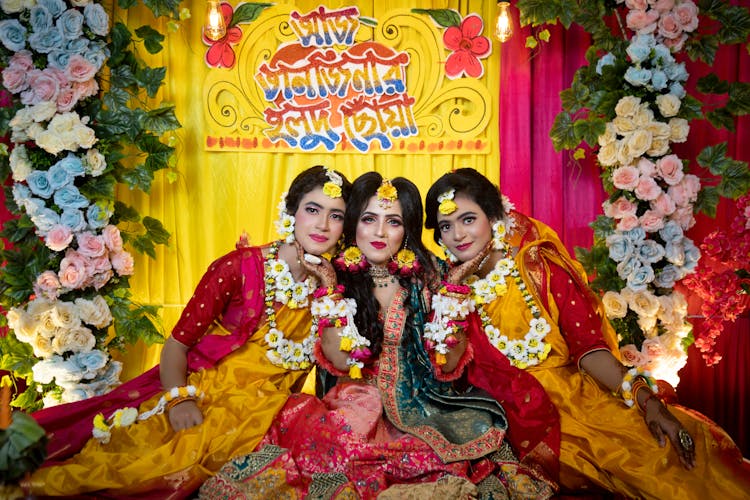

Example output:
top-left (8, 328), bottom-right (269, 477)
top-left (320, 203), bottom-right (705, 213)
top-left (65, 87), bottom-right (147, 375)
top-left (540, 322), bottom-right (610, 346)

top-left (437, 189), bottom-right (457, 215)
top-left (323, 182), bottom-right (342, 199)
top-left (339, 336), bottom-right (353, 351)
top-left (376, 179), bottom-right (398, 207)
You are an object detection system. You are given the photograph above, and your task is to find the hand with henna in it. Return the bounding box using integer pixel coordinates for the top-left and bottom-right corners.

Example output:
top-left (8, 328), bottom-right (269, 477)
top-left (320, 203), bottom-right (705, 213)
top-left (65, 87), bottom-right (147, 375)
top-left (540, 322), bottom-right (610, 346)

top-left (446, 240), bottom-right (494, 285)
top-left (295, 241), bottom-right (337, 288)
top-left (644, 398), bottom-right (696, 470)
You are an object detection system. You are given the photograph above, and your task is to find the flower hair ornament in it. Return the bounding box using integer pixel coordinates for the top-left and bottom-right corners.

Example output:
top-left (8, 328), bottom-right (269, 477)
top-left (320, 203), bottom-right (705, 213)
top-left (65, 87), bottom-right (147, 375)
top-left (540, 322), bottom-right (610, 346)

top-left (376, 178), bottom-right (398, 209)
top-left (438, 189), bottom-right (457, 215)
top-left (333, 245), bottom-right (369, 273)
top-left (273, 192), bottom-right (295, 243)
top-left (322, 166), bottom-right (343, 199)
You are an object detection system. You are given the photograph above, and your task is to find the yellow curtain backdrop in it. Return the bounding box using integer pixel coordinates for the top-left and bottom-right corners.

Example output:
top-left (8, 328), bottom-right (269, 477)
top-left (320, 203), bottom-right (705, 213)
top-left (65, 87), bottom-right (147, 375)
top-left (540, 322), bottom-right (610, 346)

top-left (111, 0), bottom-right (502, 379)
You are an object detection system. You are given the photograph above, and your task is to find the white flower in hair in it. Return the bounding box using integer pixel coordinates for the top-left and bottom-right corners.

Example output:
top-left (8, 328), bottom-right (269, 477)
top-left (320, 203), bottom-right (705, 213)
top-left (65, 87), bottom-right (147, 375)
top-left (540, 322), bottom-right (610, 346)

top-left (274, 192), bottom-right (295, 243)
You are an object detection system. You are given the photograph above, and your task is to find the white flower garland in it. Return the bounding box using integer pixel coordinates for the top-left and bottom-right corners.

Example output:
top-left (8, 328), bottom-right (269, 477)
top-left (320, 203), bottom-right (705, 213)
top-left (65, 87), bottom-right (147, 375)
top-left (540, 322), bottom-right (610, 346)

top-left (273, 192), bottom-right (296, 243)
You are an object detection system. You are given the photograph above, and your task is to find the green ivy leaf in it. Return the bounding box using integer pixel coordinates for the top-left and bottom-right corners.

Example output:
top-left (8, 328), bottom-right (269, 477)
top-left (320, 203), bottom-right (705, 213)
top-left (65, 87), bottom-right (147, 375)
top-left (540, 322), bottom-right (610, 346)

top-left (549, 111), bottom-right (580, 151)
top-left (116, 0), bottom-right (138, 9)
top-left (143, 216), bottom-right (171, 245)
top-left (229, 3), bottom-right (273, 27)
top-left (728, 81), bottom-right (750, 115)
top-left (685, 35), bottom-right (719, 65)
top-left (411, 8), bottom-right (462, 28)
top-left (142, 0), bottom-right (181, 18)
top-left (696, 142), bottom-right (729, 174)
top-left (694, 185), bottom-right (720, 217)
top-left (678, 94), bottom-right (704, 121)
top-left (135, 66), bottom-right (166, 98)
top-left (110, 22), bottom-right (133, 58)
top-left (706, 108), bottom-right (736, 131)
top-left (716, 4), bottom-right (750, 44)
top-left (143, 105), bottom-right (181, 133)
top-left (517, 0), bottom-right (564, 27)
top-left (114, 201), bottom-right (142, 223)
top-left (573, 118), bottom-right (606, 148)
top-left (697, 73), bottom-right (730, 94)
top-left (122, 165), bottom-right (155, 193)
top-left (102, 88), bottom-right (130, 110)
top-left (110, 65), bottom-right (137, 89)
top-left (135, 25), bottom-right (165, 54)
top-left (78, 175), bottom-right (116, 201)
top-left (132, 235), bottom-right (157, 259)
top-left (526, 36), bottom-right (539, 49)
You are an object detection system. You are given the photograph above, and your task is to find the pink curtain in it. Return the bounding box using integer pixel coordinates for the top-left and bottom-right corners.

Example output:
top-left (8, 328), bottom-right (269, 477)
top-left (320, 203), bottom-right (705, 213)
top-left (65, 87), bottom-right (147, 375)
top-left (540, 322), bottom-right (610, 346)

top-left (500, 16), bottom-right (750, 456)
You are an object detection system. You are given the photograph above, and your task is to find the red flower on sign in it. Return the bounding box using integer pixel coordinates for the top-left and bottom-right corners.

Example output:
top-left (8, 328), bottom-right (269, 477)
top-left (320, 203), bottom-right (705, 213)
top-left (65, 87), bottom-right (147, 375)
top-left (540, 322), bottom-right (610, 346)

top-left (442, 14), bottom-right (491, 79)
top-left (203, 2), bottom-right (243, 69)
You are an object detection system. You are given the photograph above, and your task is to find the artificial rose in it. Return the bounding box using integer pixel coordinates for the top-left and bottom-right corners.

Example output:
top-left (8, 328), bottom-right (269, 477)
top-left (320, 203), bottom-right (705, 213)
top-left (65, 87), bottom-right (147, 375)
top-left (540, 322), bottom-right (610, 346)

top-left (652, 0), bottom-right (676, 12)
top-left (110, 250), bottom-right (134, 276)
top-left (646, 138), bottom-right (670, 157)
top-left (656, 154), bottom-right (684, 185)
top-left (635, 176), bottom-right (662, 201)
top-left (656, 93), bottom-right (681, 117)
top-left (52, 325), bottom-right (96, 355)
top-left (616, 214), bottom-right (640, 231)
top-left (674, 0), bottom-right (699, 31)
top-left (641, 337), bottom-right (664, 360)
top-left (102, 224), bottom-right (123, 251)
top-left (51, 301), bottom-right (82, 329)
top-left (76, 231), bottom-right (106, 258)
top-left (32, 334), bottom-right (55, 358)
top-left (668, 117), bottom-right (689, 142)
top-left (612, 165), bottom-right (640, 190)
top-left (633, 105), bottom-right (654, 127)
top-left (46, 224), bottom-right (74, 251)
top-left (597, 141), bottom-right (619, 166)
top-left (613, 116), bottom-right (636, 134)
top-left (626, 9), bottom-right (660, 34)
top-left (615, 95), bottom-right (642, 117)
top-left (602, 291), bottom-right (629, 318)
top-left (657, 12), bottom-right (682, 39)
top-left (610, 197), bottom-right (638, 218)
top-left (58, 249), bottom-right (91, 289)
top-left (85, 148), bottom-right (107, 176)
top-left (629, 289), bottom-right (661, 317)
top-left (598, 122), bottom-right (617, 146)
top-left (625, 129), bottom-right (653, 158)
top-left (620, 344), bottom-right (648, 366)
top-left (35, 270), bottom-right (62, 300)
top-left (651, 192), bottom-right (676, 216)
top-left (75, 295), bottom-right (113, 328)
top-left (639, 209), bottom-right (666, 232)
top-left (645, 121), bottom-right (671, 139)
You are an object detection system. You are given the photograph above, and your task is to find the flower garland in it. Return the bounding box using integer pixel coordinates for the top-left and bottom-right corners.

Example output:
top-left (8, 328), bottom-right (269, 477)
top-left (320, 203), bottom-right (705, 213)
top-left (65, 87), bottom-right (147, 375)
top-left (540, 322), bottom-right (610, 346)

top-left (263, 242), bottom-right (316, 370)
top-left (0, 0), bottom-right (182, 410)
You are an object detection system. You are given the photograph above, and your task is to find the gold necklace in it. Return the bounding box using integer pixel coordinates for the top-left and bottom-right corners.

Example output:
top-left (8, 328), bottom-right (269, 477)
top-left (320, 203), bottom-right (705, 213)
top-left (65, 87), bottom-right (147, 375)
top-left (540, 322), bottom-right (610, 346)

top-left (369, 265), bottom-right (395, 288)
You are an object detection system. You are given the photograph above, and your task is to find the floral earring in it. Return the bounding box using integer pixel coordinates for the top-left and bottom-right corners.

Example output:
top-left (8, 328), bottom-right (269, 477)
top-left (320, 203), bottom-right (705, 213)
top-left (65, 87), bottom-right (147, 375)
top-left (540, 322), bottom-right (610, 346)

top-left (439, 240), bottom-right (458, 263)
top-left (274, 192), bottom-right (295, 243)
top-left (388, 236), bottom-right (422, 277)
top-left (333, 245), bottom-right (369, 273)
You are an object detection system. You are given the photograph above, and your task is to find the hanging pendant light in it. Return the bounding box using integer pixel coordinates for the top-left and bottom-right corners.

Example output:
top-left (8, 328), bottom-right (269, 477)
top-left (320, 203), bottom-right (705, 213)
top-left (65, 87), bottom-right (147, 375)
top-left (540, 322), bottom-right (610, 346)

top-left (494, 1), bottom-right (513, 43)
top-left (204, 0), bottom-right (227, 41)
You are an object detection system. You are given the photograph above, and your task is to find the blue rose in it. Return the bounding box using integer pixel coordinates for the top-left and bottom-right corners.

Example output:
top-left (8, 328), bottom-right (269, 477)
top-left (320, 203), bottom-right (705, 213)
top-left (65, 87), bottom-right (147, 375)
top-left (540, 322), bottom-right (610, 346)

top-left (665, 61), bottom-right (688, 82)
top-left (84, 45), bottom-right (108, 72)
top-left (29, 5), bottom-right (54, 33)
top-left (638, 239), bottom-right (666, 264)
top-left (653, 264), bottom-right (681, 289)
top-left (27, 170), bottom-right (54, 199)
top-left (47, 49), bottom-right (71, 69)
top-left (31, 207), bottom-right (61, 233)
top-left (37, 0), bottom-right (66, 18)
top-left (72, 349), bottom-right (109, 377)
top-left (626, 264), bottom-right (654, 292)
top-left (682, 240), bottom-right (701, 272)
top-left (54, 185), bottom-right (89, 210)
top-left (61, 208), bottom-right (87, 232)
top-left (22, 197), bottom-right (46, 217)
top-left (669, 82), bottom-right (686, 99)
top-left (47, 163), bottom-right (73, 190)
top-left (626, 42), bottom-right (651, 64)
top-left (665, 240), bottom-right (686, 266)
top-left (65, 36), bottom-right (89, 54)
top-left (595, 53), bottom-right (616, 75)
top-left (84, 3), bottom-right (110, 37)
top-left (57, 9), bottom-right (84, 40)
top-left (616, 255), bottom-right (640, 280)
top-left (659, 220), bottom-right (683, 243)
top-left (28, 26), bottom-right (64, 54)
top-left (624, 67), bottom-right (652, 87)
top-left (652, 44), bottom-right (672, 65)
top-left (0, 19), bottom-right (28, 52)
top-left (651, 70), bottom-right (668, 91)
top-left (624, 227), bottom-right (646, 244)
top-left (87, 202), bottom-right (112, 229)
top-left (57, 153), bottom-right (86, 177)
top-left (606, 233), bottom-right (635, 262)
top-left (11, 184), bottom-right (32, 209)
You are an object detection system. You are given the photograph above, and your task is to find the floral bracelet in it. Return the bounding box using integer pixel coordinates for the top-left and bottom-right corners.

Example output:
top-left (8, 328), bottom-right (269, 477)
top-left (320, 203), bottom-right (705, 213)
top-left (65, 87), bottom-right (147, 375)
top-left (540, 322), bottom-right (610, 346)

top-left (423, 289), bottom-right (474, 365)
top-left (618, 367), bottom-right (658, 408)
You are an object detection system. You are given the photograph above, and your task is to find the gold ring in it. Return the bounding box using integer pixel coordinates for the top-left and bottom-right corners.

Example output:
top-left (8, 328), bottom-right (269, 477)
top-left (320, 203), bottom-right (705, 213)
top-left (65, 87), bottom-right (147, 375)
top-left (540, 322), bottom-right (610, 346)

top-left (678, 429), bottom-right (694, 450)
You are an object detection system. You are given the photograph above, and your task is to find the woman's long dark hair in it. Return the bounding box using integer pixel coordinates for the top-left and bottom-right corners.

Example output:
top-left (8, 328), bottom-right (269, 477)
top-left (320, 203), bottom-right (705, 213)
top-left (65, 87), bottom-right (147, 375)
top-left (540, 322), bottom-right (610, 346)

top-left (337, 172), bottom-right (436, 359)
top-left (424, 168), bottom-right (504, 245)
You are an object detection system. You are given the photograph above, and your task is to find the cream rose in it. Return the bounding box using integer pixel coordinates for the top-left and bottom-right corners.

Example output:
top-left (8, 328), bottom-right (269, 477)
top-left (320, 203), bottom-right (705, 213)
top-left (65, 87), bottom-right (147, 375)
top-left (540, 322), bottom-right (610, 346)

top-left (51, 301), bottom-right (82, 330)
top-left (52, 325), bottom-right (96, 355)
top-left (32, 334), bottom-right (55, 358)
top-left (646, 138), bottom-right (670, 157)
top-left (633, 106), bottom-right (654, 128)
top-left (656, 94), bottom-right (681, 117)
top-left (598, 122), bottom-right (618, 147)
top-left (602, 291), bottom-right (628, 319)
top-left (85, 148), bottom-right (107, 176)
top-left (629, 290), bottom-right (661, 317)
top-left (75, 295), bottom-right (113, 329)
top-left (597, 141), bottom-right (619, 166)
top-left (613, 116), bottom-right (636, 135)
top-left (668, 118), bottom-right (689, 143)
top-left (615, 95), bottom-right (641, 118)
top-left (645, 121), bottom-right (671, 139)
top-left (625, 129), bottom-right (653, 158)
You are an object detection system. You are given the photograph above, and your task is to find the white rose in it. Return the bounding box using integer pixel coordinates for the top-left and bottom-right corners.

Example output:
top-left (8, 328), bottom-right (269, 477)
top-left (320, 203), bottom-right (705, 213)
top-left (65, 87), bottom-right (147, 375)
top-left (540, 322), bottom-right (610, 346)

top-left (645, 121), bottom-right (671, 139)
top-left (598, 122), bottom-right (618, 146)
top-left (52, 325), bottom-right (96, 355)
top-left (31, 334), bottom-right (55, 358)
top-left (9, 108), bottom-right (33, 131)
top-left (35, 131), bottom-right (66, 155)
top-left (613, 116), bottom-right (636, 134)
top-left (656, 94), bottom-right (681, 117)
top-left (35, 308), bottom-right (59, 339)
top-left (629, 290), bottom-right (660, 316)
top-left (30, 101), bottom-right (57, 123)
top-left (616, 138), bottom-right (634, 166)
top-left (668, 118), bottom-right (689, 143)
top-left (73, 124), bottom-right (97, 149)
top-left (633, 107), bottom-right (655, 128)
top-left (625, 129), bottom-right (653, 158)
top-left (615, 95), bottom-right (642, 117)
top-left (9, 144), bottom-right (32, 182)
top-left (597, 141), bottom-right (619, 166)
top-left (646, 138), bottom-right (670, 157)
top-left (52, 301), bottom-right (82, 329)
top-left (85, 149), bottom-right (107, 176)
top-left (75, 295), bottom-right (113, 329)
top-left (602, 291), bottom-right (628, 318)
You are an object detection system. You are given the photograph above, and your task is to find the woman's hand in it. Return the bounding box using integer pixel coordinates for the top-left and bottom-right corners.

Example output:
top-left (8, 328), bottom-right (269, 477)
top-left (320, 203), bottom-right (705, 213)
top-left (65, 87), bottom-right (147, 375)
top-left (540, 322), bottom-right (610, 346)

top-left (295, 241), bottom-right (337, 288)
top-left (643, 398), bottom-right (696, 470)
top-left (167, 399), bottom-right (203, 431)
top-left (446, 241), bottom-right (493, 285)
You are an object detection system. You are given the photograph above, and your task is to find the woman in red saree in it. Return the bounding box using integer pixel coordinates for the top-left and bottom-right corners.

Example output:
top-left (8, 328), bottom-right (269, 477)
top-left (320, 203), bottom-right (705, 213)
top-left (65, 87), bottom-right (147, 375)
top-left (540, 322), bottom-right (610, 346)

top-left (25, 166), bottom-right (351, 498)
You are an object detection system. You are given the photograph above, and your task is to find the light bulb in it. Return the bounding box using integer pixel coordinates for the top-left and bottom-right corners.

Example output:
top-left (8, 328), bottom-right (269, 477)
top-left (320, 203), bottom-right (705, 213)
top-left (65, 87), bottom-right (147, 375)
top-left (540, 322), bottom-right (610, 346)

top-left (494, 1), bottom-right (513, 43)
top-left (204, 0), bottom-right (226, 41)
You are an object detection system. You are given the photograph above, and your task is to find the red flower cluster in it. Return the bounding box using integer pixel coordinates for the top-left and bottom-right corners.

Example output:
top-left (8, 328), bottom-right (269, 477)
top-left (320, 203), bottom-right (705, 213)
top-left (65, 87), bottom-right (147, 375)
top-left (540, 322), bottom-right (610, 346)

top-left (683, 194), bottom-right (750, 365)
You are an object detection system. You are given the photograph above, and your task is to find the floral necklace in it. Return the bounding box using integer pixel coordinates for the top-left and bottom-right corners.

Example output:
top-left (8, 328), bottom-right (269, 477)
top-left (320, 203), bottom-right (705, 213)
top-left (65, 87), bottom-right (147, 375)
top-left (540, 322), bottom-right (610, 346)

top-left (263, 242), bottom-right (317, 370)
top-left (468, 221), bottom-right (552, 369)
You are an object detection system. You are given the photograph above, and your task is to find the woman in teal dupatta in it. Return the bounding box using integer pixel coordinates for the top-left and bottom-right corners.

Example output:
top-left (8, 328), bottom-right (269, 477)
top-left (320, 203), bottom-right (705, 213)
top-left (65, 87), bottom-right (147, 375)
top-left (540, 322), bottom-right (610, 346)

top-left (200, 173), bottom-right (555, 499)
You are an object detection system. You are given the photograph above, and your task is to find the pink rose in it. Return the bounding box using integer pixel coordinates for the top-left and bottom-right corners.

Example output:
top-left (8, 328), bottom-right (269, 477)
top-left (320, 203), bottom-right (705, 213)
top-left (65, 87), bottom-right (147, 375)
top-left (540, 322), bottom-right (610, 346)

top-left (58, 250), bottom-right (92, 289)
top-left (663, 33), bottom-right (688, 52)
top-left (641, 338), bottom-right (664, 361)
top-left (637, 158), bottom-right (657, 177)
top-left (674, 0), bottom-right (699, 32)
top-left (65, 55), bottom-right (98, 83)
top-left (34, 271), bottom-right (61, 300)
top-left (45, 225), bottom-right (74, 252)
top-left (682, 174), bottom-right (701, 199)
top-left (20, 70), bottom-right (60, 105)
top-left (102, 225), bottom-right (123, 252)
top-left (73, 79), bottom-right (99, 100)
top-left (650, 192), bottom-right (676, 216)
top-left (620, 344), bottom-right (648, 367)
top-left (90, 254), bottom-right (113, 273)
top-left (612, 166), bottom-right (640, 190)
top-left (658, 12), bottom-right (682, 39)
top-left (56, 87), bottom-right (78, 112)
top-left (639, 209), bottom-right (666, 232)
top-left (610, 197), bottom-right (638, 218)
top-left (46, 67), bottom-right (69, 87)
top-left (2, 67), bottom-right (28, 94)
top-left (617, 214), bottom-right (640, 231)
top-left (9, 50), bottom-right (33, 71)
top-left (76, 232), bottom-right (106, 258)
top-left (656, 154), bottom-right (684, 186)
top-left (670, 206), bottom-right (696, 230)
top-left (111, 250), bottom-right (135, 276)
top-left (667, 183), bottom-right (690, 207)
top-left (626, 0), bottom-right (648, 10)
top-left (635, 176), bottom-right (663, 201)
top-left (651, 0), bottom-right (675, 13)
top-left (89, 270), bottom-right (114, 290)
top-left (627, 9), bottom-right (660, 33)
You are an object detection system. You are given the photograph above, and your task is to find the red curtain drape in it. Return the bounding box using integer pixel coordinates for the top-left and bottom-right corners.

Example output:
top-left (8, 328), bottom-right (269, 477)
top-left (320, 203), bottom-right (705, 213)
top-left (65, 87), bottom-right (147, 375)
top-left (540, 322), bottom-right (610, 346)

top-left (500, 14), bottom-right (750, 456)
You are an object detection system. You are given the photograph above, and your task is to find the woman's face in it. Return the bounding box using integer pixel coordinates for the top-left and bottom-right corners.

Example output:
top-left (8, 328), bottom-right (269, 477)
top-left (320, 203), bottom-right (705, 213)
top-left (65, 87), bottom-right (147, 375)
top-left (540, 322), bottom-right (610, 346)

top-left (355, 195), bottom-right (405, 266)
top-left (293, 186), bottom-right (346, 256)
top-left (436, 193), bottom-right (493, 262)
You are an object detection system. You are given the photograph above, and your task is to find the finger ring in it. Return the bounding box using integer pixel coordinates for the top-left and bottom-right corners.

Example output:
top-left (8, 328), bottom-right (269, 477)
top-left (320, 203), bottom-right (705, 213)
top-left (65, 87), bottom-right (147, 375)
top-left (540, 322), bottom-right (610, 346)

top-left (678, 429), bottom-right (694, 450)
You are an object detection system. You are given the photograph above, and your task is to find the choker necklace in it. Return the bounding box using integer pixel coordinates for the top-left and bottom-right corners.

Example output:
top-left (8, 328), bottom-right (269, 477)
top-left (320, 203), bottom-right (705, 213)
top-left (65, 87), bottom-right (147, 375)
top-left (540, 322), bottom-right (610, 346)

top-left (369, 265), bottom-right (395, 288)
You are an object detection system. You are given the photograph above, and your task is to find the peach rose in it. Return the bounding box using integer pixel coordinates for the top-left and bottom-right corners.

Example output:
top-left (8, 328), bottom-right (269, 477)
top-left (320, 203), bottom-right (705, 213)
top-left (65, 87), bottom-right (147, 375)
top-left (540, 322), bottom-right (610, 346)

top-left (102, 225), bottom-right (123, 252)
top-left (620, 344), bottom-right (648, 367)
top-left (663, 33), bottom-right (688, 52)
top-left (627, 9), bottom-right (660, 33)
top-left (674, 0), bottom-right (699, 31)
top-left (612, 165), bottom-right (641, 190)
top-left (656, 154), bottom-right (685, 185)
top-left (658, 12), bottom-right (682, 39)
top-left (637, 158), bottom-right (657, 177)
top-left (611, 197), bottom-right (638, 218)
top-left (626, 0), bottom-right (648, 10)
top-left (639, 209), bottom-right (666, 232)
top-left (46, 224), bottom-right (74, 252)
top-left (90, 270), bottom-right (114, 290)
top-left (76, 232), bottom-right (107, 258)
top-left (650, 192), bottom-right (676, 216)
top-left (641, 337), bottom-right (664, 360)
top-left (652, 0), bottom-right (675, 12)
top-left (111, 250), bottom-right (135, 276)
top-left (58, 250), bottom-right (92, 289)
top-left (617, 214), bottom-right (640, 231)
top-left (635, 176), bottom-right (663, 201)
top-left (670, 206), bottom-right (695, 230)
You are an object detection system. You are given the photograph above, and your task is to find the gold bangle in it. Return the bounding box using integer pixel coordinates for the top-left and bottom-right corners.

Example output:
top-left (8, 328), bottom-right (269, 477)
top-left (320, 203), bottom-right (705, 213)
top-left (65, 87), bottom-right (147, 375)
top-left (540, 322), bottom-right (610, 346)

top-left (166, 396), bottom-right (196, 412)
